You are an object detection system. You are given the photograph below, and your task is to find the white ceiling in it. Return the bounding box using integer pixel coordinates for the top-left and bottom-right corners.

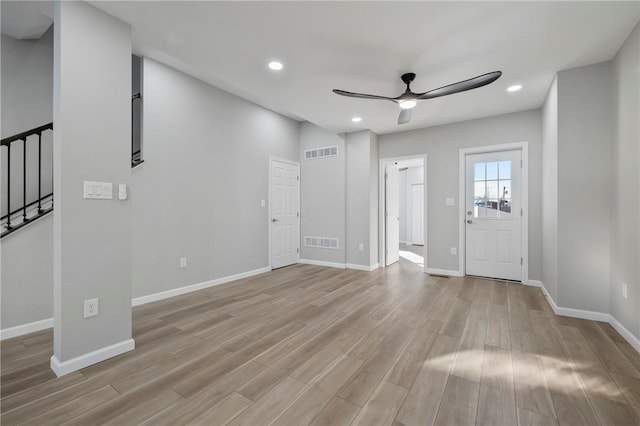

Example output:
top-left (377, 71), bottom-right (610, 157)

top-left (5, 2), bottom-right (640, 135)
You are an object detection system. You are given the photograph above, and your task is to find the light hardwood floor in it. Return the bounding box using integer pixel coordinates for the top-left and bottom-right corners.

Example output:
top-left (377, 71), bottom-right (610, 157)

top-left (2, 258), bottom-right (640, 425)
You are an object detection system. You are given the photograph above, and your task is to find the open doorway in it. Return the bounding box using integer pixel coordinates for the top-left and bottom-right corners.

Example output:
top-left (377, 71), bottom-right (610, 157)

top-left (380, 156), bottom-right (426, 270)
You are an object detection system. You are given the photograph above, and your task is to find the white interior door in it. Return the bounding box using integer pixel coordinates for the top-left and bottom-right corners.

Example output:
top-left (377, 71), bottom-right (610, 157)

top-left (465, 150), bottom-right (522, 281)
top-left (270, 159), bottom-right (299, 269)
top-left (385, 164), bottom-right (400, 266)
top-left (411, 184), bottom-right (424, 245)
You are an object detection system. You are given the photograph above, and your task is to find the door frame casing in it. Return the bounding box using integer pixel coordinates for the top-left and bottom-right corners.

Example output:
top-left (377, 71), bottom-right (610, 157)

top-left (378, 155), bottom-right (428, 271)
top-left (458, 142), bottom-right (529, 283)
top-left (268, 156), bottom-right (300, 270)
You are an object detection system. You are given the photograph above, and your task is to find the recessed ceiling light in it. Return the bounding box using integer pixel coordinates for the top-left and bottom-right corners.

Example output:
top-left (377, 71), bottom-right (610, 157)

top-left (507, 84), bottom-right (522, 92)
top-left (398, 99), bottom-right (417, 109)
top-left (352, 116), bottom-right (362, 123)
top-left (268, 61), bottom-right (283, 71)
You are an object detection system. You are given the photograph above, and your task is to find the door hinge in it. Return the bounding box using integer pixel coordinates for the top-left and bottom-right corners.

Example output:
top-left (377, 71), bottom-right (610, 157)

top-left (521, 257), bottom-right (523, 265)
top-left (297, 248), bottom-right (299, 253)
top-left (521, 159), bottom-right (523, 167)
top-left (297, 175), bottom-right (299, 181)
top-left (297, 212), bottom-right (300, 217)
top-left (521, 208), bottom-right (523, 216)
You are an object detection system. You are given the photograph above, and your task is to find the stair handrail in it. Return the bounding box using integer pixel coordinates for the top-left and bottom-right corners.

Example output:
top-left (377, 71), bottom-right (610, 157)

top-left (1, 122), bottom-right (53, 146)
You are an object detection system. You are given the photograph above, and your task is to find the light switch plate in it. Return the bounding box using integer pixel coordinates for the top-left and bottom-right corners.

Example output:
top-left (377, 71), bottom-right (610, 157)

top-left (118, 184), bottom-right (127, 200)
top-left (83, 181), bottom-right (113, 199)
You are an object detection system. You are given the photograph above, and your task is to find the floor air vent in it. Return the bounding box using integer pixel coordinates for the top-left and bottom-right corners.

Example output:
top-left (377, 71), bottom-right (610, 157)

top-left (304, 146), bottom-right (338, 160)
top-left (304, 236), bottom-right (339, 249)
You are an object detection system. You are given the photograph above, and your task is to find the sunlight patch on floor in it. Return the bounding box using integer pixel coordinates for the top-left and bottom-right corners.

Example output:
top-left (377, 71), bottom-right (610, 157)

top-left (399, 250), bottom-right (424, 267)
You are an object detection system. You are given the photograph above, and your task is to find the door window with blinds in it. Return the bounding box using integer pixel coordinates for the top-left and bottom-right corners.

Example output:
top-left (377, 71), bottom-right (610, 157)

top-left (473, 160), bottom-right (512, 218)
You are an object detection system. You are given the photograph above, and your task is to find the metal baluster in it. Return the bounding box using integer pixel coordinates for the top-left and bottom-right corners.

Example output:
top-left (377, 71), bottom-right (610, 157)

top-left (6, 143), bottom-right (11, 229)
top-left (38, 132), bottom-right (42, 213)
top-left (23, 138), bottom-right (27, 222)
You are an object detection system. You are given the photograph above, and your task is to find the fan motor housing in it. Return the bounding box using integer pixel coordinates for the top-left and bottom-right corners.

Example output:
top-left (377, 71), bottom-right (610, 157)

top-left (401, 73), bottom-right (416, 84)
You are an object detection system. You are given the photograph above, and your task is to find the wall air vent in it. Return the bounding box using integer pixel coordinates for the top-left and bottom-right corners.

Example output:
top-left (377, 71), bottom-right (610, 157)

top-left (304, 236), bottom-right (339, 250)
top-left (304, 145), bottom-right (338, 160)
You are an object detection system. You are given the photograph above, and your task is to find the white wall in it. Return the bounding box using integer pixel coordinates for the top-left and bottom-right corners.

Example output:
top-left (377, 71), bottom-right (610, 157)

top-left (541, 77), bottom-right (558, 302)
top-left (53, 1), bottom-right (132, 363)
top-left (379, 110), bottom-right (542, 278)
top-left (556, 62), bottom-right (612, 314)
top-left (398, 169), bottom-right (407, 243)
top-left (132, 58), bottom-right (300, 298)
top-left (610, 22), bottom-right (639, 339)
top-left (299, 122), bottom-right (346, 264)
top-left (404, 166), bottom-right (424, 245)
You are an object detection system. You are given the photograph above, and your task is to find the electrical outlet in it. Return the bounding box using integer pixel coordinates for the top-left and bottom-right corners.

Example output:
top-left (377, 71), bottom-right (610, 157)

top-left (180, 257), bottom-right (187, 268)
top-left (622, 282), bottom-right (628, 299)
top-left (358, 243), bottom-right (364, 252)
top-left (84, 298), bottom-right (99, 318)
top-left (451, 247), bottom-right (457, 256)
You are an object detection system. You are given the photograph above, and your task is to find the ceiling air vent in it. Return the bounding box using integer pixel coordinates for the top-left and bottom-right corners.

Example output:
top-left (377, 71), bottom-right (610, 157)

top-left (304, 236), bottom-right (339, 250)
top-left (304, 145), bottom-right (338, 160)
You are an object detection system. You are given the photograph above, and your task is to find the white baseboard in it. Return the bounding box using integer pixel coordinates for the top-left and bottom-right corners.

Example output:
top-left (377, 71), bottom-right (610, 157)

top-left (538, 281), bottom-right (609, 322)
top-left (50, 338), bottom-right (135, 377)
top-left (524, 279), bottom-right (542, 287)
top-left (609, 315), bottom-right (640, 354)
top-left (346, 263), bottom-right (379, 272)
top-left (426, 268), bottom-right (463, 277)
top-left (2, 267), bottom-right (272, 340)
top-left (299, 259), bottom-right (346, 269)
top-left (540, 282), bottom-right (639, 353)
top-left (0, 318), bottom-right (53, 341)
top-left (132, 266), bottom-right (271, 307)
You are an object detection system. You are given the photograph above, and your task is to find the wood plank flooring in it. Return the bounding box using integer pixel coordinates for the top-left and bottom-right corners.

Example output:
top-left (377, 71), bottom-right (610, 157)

top-left (2, 257), bottom-right (640, 425)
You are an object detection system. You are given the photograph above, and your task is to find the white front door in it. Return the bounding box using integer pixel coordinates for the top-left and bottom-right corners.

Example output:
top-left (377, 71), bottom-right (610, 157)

top-left (411, 184), bottom-right (424, 245)
top-left (385, 164), bottom-right (400, 266)
top-left (465, 150), bottom-right (522, 281)
top-left (270, 159), bottom-right (299, 269)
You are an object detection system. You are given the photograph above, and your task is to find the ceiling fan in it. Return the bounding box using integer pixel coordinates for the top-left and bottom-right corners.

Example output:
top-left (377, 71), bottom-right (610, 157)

top-left (333, 71), bottom-right (502, 125)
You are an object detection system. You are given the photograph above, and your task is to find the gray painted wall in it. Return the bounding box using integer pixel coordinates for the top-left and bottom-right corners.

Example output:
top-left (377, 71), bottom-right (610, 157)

top-left (1, 28), bottom-right (54, 217)
top-left (541, 77), bottom-right (559, 302)
top-left (369, 133), bottom-right (379, 266)
top-left (556, 62), bottom-right (612, 314)
top-left (1, 216), bottom-right (53, 329)
top-left (53, 1), bottom-right (132, 361)
top-left (1, 26), bottom-right (54, 329)
top-left (610, 22), bottom-right (639, 338)
top-left (345, 130), bottom-right (378, 268)
top-left (379, 110), bottom-right (542, 279)
top-left (299, 122), bottom-right (346, 264)
top-left (131, 58), bottom-right (299, 298)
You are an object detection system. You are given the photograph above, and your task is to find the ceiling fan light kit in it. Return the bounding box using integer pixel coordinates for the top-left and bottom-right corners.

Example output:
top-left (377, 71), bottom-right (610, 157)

top-left (333, 71), bottom-right (502, 125)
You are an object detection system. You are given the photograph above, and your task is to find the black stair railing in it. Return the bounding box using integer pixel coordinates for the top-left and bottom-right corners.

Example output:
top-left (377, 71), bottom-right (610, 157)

top-left (1, 122), bottom-right (54, 238)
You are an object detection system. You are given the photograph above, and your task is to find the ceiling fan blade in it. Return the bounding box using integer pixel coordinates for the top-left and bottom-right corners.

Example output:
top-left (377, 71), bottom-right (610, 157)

top-left (332, 89), bottom-right (396, 102)
top-left (398, 108), bottom-right (412, 125)
top-left (417, 71), bottom-right (502, 100)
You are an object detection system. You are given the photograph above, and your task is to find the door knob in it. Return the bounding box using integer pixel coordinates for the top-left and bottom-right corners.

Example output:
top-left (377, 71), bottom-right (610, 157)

top-left (272, 218), bottom-right (279, 223)
top-left (466, 219), bottom-right (474, 224)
